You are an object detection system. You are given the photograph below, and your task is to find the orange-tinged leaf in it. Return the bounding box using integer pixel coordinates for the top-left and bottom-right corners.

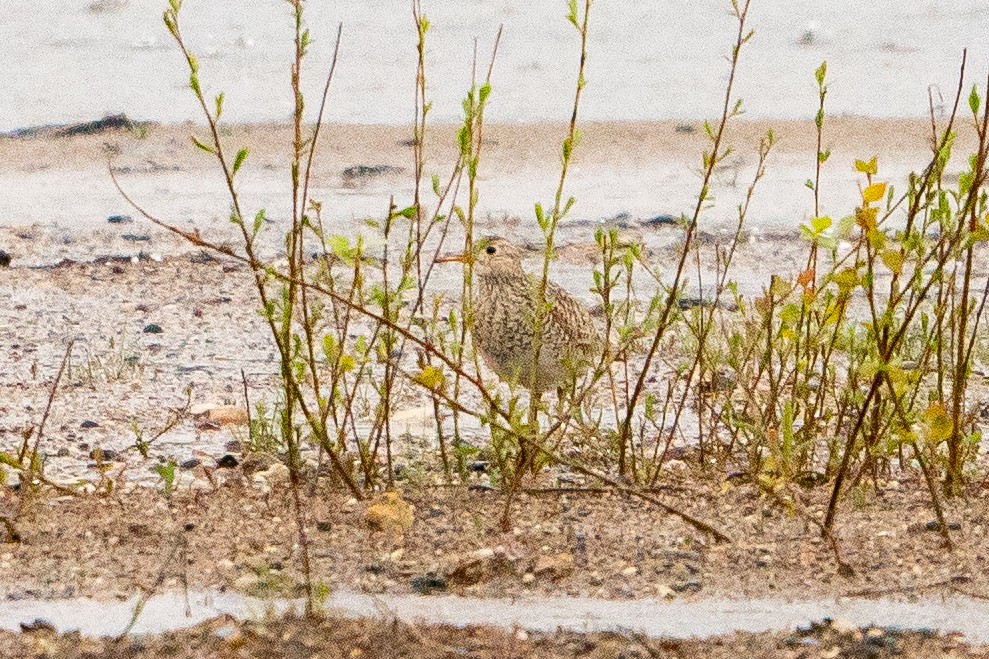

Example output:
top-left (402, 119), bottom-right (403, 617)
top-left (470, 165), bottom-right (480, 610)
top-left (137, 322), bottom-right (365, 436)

top-left (855, 206), bottom-right (878, 230)
top-left (862, 182), bottom-right (887, 204)
top-left (797, 268), bottom-right (816, 290)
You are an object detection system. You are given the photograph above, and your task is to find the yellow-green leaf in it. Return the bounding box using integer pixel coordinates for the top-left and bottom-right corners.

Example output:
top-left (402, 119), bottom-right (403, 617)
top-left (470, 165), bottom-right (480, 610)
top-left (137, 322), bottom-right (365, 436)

top-left (923, 403), bottom-right (953, 443)
top-left (833, 267), bottom-right (859, 294)
top-left (414, 366), bottom-right (446, 392)
top-left (854, 156), bottom-right (878, 175)
top-left (880, 249), bottom-right (904, 275)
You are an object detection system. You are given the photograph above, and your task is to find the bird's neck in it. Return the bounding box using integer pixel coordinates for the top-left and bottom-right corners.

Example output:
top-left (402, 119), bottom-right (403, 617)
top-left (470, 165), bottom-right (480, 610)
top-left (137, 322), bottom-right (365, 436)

top-left (477, 270), bottom-right (529, 291)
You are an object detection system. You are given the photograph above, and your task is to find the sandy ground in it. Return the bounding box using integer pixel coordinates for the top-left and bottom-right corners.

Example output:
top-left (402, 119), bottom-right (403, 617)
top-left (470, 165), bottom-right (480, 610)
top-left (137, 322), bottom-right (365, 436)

top-left (4, 119), bottom-right (989, 650)
top-left (1, 469), bottom-right (988, 605)
top-left (1, 117), bottom-right (982, 269)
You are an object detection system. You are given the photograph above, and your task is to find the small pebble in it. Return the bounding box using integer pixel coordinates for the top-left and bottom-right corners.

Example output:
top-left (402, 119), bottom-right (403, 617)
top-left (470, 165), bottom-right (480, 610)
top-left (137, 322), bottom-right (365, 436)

top-left (217, 454), bottom-right (239, 468)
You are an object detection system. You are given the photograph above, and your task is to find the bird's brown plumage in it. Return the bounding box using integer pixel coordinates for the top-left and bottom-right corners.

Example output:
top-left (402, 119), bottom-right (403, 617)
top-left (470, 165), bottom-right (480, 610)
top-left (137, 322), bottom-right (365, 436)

top-left (451, 237), bottom-right (600, 393)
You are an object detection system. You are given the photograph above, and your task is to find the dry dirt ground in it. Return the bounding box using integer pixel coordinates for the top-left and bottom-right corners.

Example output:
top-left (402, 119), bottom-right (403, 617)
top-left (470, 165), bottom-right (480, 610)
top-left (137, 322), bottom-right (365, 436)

top-left (1, 472), bottom-right (988, 605)
top-left (2, 614), bottom-right (987, 659)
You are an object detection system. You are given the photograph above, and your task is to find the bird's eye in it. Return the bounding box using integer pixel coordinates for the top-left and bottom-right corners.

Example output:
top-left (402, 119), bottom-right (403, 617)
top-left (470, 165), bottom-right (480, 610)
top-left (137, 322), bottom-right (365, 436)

top-left (485, 245), bottom-right (496, 255)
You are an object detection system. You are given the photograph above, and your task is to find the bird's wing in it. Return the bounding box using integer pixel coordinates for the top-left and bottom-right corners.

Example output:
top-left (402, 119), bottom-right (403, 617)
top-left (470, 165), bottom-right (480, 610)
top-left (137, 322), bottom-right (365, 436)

top-left (544, 280), bottom-right (601, 352)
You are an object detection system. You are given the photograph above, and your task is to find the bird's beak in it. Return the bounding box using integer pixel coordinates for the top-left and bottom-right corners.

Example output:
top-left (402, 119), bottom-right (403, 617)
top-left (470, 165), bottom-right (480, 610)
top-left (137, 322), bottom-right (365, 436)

top-left (435, 252), bottom-right (470, 264)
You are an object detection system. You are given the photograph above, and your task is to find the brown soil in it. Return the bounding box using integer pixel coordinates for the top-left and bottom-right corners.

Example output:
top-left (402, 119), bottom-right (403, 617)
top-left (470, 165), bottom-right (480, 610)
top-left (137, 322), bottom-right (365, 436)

top-left (1, 473), bottom-right (988, 604)
top-left (2, 612), bottom-right (986, 658)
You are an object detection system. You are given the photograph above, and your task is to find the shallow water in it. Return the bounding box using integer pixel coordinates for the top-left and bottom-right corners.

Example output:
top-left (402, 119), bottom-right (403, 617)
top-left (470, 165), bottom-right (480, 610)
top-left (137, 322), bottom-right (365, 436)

top-left (2, 589), bottom-right (988, 642)
top-left (5, 0), bottom-right (989, 131)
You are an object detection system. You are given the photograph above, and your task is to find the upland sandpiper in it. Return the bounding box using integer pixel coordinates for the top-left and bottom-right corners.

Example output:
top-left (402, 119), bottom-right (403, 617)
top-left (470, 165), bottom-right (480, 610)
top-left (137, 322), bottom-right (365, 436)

top-left (438, 236), bottom-right (600, 394)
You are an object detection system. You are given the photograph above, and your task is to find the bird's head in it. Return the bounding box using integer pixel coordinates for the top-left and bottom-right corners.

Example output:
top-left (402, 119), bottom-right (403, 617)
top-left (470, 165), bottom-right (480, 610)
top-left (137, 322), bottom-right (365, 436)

top-left (436, 236), bottom-right (525, 277)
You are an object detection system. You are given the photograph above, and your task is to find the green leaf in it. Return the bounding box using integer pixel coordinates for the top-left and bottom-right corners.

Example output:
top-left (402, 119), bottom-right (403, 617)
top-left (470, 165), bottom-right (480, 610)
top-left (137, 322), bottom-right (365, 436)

top-left (0, 452), bottom-right (20, 469)
top-left (328, 235), bottom-right (351, 260)
top-left (431, 174), bottom-right (441, 196)
top-left (232, 147), bottom-right (249, 175)
top-left (969, 84), bottom-right (981, 116)
top-left (252, 209), bottom-right (266, 236)
top-left (191, 136), bottom-right (214, 154)
top-left (566, 0), bottom-right (579, 28)
top-left (812, 215), bottom-right (832, 233)
top-left (535, 203), bottom-right (546, 231)
top-left (215, 93), bottom-right (224, 119)
top-left (479, 82), bottom-right (491, 105)
top-left (815, 61), bottom-right (827, 87)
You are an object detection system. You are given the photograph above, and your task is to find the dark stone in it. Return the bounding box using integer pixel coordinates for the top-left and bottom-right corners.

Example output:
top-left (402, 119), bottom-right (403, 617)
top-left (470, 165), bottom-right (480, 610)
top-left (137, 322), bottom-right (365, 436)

top-left (0, 251), bottom-right (10, 268)
top-left (671, 579), bottom-right (703, 593)
top-left (90, 448), bottom-right (119, 461)
top-left (410, 575), bottom-right (448, 595)
top-left (793, 471), bottom-right (827, 488)
top-left (678, 297), bottom-right (706, 310)
top-left (143, 324), bottom-right (163, 334)
top-left (184, 523), bottom-right (196, 531)
top-left (217, 454), bottom-right (239, 468)
top-left (176, 365), bottom-right (211, 374)
top-left (2, 114), bottom-right (150, 139)
top-left (924, 520), bottom-right (961, 532)
top-left (467, 484), bottom-right (495, 492)
top-left (121, 234), bottom-right (151, 242)
top-left (55, 447), bottom-right (70, 457)
top-left (189, 251), bottom-right (217, 264)
top-left (467, 461), bottom-right (490, 473)
top-left (180, 458), bottom-right (201, 469)
top-left (341, 164), bottom-right (403, 180)
top-left (316, 521), bottom-right (332, 532)
top-left (107, 215), bottom-right (133, 224)
top-left (641, 214), bottom-right (678, 227)
top-left (19, 619), bottom-right (56, 633)
top-left (80, 420), bottom-right (99, 429)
